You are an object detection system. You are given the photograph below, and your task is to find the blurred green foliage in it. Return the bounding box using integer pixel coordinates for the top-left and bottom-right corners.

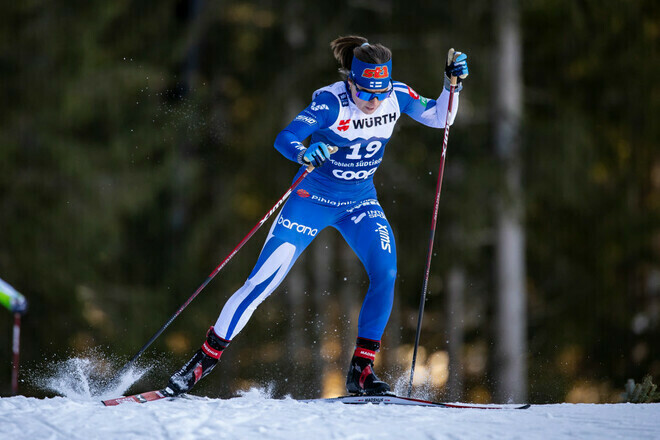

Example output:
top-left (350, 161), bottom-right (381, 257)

top-left (624, 375), bottom-right (659, 403)
top-left (0, 0), bottom-right (658, 402)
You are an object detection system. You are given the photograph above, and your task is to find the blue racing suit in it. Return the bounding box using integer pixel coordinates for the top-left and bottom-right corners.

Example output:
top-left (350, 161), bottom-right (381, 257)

top-left (213, 80), bottom-right (459, 342)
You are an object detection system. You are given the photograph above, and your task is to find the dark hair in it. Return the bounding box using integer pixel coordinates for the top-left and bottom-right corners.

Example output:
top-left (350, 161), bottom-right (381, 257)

top-left (330, 35), bottom-right (392, 80)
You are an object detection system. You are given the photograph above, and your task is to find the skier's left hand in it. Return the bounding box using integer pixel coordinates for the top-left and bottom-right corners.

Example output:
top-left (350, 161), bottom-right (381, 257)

top-left (444, 48), bottom-right (468, 91)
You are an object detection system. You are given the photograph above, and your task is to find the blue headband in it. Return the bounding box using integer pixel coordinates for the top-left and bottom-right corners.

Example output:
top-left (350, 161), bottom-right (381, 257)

top-left (350, 56), bottom-right (392, 89)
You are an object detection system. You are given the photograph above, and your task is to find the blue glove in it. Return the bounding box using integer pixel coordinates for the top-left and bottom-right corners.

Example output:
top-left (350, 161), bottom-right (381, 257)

top-left (444, 48), bottom-right (468, 91)
top-left (302, 141), bottom-right (331, 167)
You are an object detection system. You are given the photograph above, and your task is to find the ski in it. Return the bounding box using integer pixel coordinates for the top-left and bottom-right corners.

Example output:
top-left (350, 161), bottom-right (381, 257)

top-left (103, 390), bottom-right (531, 410)
top-left (301, 394), bottom-right (531, 410)
top-left (102, 389), bottom-right (173, 406)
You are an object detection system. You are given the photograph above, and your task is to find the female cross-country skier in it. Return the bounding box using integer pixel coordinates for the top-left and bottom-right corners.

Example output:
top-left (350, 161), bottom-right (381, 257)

top-left (165, 35), bottom-right (468, 396)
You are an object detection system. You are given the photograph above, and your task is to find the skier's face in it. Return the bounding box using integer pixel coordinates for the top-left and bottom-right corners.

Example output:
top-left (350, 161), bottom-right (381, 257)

top-left (349, 80), bottom-right (390, 114)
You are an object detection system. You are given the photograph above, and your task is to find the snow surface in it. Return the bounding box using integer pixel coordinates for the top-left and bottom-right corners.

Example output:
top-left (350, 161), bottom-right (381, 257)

top-left (1, 391), bottom-right (659, 440)
top-left (1, 357), bottom-right (659, 440)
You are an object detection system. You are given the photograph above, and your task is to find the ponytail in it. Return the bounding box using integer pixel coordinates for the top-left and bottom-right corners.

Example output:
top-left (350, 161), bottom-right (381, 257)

top-left (330, 35), bottom-right (392, 80)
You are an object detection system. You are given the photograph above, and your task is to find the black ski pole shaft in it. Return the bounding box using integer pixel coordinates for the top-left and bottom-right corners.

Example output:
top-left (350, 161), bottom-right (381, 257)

top-left (407, 78), bottom-right (458, 397)
top-left (114, 164), bottom-right (318, 379)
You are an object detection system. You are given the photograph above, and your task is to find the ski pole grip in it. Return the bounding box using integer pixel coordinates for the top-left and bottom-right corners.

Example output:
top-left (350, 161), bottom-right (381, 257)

top-left (450, 52), bottom-right (459, 87)
top-left (306, 145), bottom-right (338, 172)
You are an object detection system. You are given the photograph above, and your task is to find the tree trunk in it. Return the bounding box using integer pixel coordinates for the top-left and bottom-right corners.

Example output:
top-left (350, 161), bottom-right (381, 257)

top-left (493, 0), bottom-right (527, 403)
top-left (311, 232), bottom-right (333, 397)
top-left (447, 265), bottom-right (465, 401)
top-left (284, 261), bottom-right (307, 396)
top-left (171, 0), bottom-right (204, 232)
top-left (339, 243), bottom-right (361, 362)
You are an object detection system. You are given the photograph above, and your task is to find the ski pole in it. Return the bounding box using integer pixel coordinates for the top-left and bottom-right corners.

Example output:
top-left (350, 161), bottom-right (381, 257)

top-left (0, 277), bottom-right (27, 395)
top-left (407, 67), bottom-right (459, 397)
top-left (11, 313), bottom-right (21, 395)
top-left (114, 147), bottom-right (336, 379)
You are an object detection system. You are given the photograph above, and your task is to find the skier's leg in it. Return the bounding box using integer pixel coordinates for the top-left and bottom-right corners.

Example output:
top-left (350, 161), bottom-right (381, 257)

top-left (335, 200), bottom-right (397, 394)
top-left (213, 198), bottom-right (330, 340)
top-left (335, 201), bottom-right (397, 340)
top-left (166, 195), bottom-right (330, 395)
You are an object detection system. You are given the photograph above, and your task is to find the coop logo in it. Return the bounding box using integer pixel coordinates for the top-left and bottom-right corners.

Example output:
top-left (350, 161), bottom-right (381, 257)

top-left (337, 119), bottom-right (351, 132)
top-left (296, 189), bottom-right (310, 198)
top-left (362, 66), bottom-right (389, 79)
top-left (277, 216), bottom-right (318, 236)
top-left (352, 113), bottom-right (396, 129)
top-left (332, 167), bottom-right (378, 180)
top-left (310, 101), bottom-right (329, 111)
top-left (375, 222), bottom-right (391, 253)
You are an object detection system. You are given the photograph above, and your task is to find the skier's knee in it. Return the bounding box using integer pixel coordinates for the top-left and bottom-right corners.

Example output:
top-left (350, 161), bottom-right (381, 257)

top-left (372, 267), bottom-right (397, 288)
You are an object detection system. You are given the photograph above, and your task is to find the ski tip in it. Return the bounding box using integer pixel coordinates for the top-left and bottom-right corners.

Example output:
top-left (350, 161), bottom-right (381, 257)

top-left (102, 389), bottom-right (173, 406)
top-left (102, 396), bottom-right (131, 406)
top-left (517, 404), bottom-right (531, 410)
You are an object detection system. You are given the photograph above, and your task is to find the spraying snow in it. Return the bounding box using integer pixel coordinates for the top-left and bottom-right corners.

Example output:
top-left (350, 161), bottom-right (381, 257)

top-left (27, 351), bottom-right (152, 401)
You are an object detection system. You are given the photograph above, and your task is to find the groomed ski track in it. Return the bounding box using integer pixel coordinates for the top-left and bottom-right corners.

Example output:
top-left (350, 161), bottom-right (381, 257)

top-left (1, 388), bottom-right (658, 440)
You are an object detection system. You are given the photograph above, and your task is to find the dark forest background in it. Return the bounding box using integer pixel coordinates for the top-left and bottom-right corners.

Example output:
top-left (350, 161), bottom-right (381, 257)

top-left (0, 0), bottom-right (658, 404)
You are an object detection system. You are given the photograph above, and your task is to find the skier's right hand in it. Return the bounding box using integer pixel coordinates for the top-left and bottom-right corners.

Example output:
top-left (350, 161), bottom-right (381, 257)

top-left (302, 141), bottom-right (332, 168)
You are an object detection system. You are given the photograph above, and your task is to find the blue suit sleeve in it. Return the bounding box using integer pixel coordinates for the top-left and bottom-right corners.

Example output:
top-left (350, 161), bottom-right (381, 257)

top-left (393, 81), bottom-right (459, 128)
top-left (274, 91), bottom-right (340, 164)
